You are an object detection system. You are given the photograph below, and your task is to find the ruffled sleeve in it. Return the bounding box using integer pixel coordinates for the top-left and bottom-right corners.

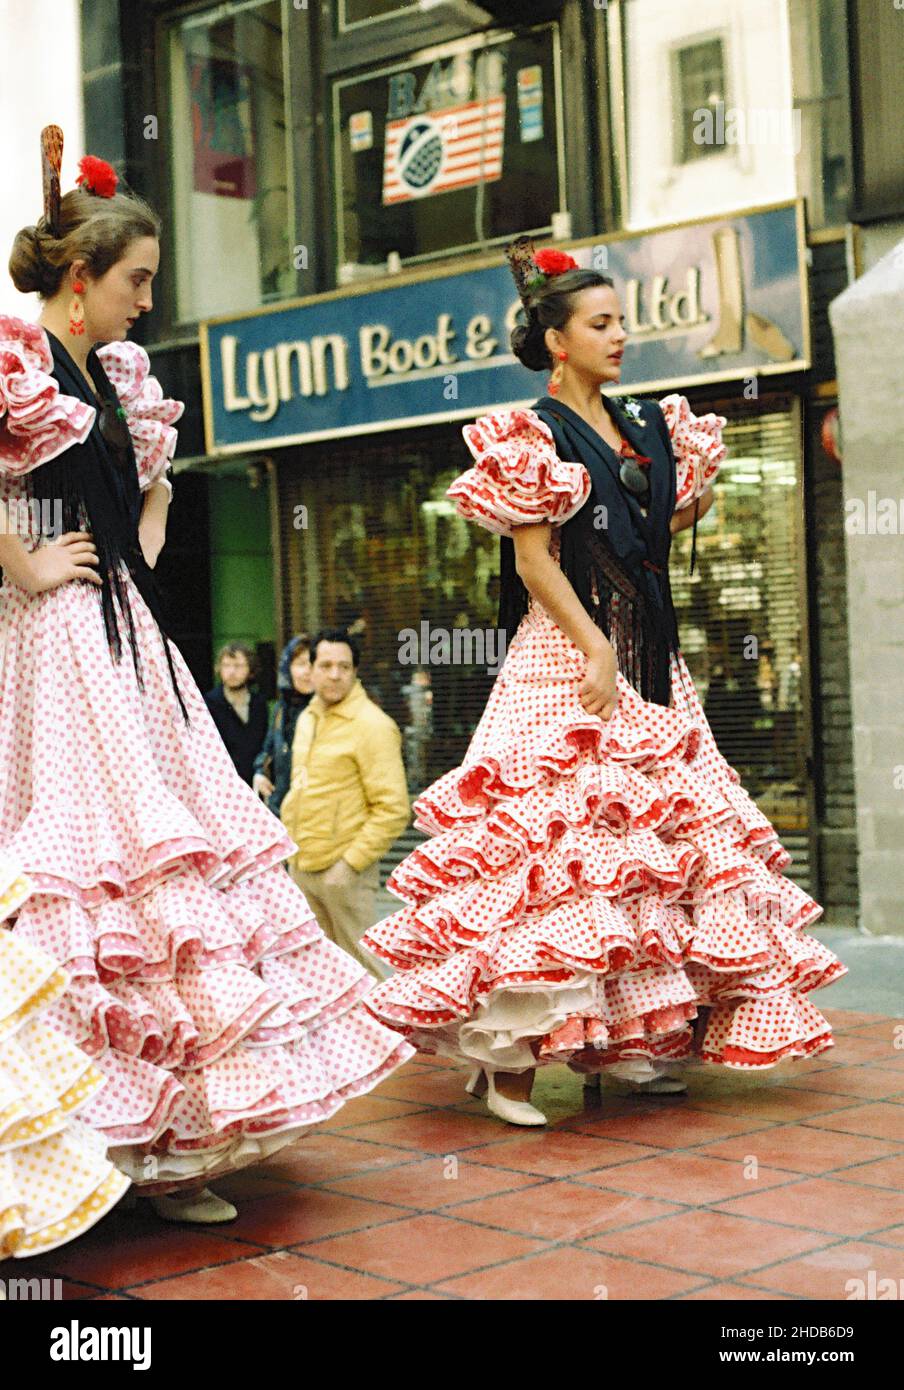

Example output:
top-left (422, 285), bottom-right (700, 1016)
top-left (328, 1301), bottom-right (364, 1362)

top-left (448, 408), bottom-right (590, 536)
top-left (659, 393), bottom-right (727, 510)
top-left (0, 316), bottom-right (95, 476)
top-left (95, 341), bottom-right (184, 490)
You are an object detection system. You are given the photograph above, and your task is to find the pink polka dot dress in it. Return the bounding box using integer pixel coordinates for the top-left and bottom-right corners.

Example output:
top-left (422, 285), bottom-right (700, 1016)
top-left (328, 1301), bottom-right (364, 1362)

top-left (0, 318), bottom-right (414, 1194)
top-left (361, 401), bottom-right (845, 1081)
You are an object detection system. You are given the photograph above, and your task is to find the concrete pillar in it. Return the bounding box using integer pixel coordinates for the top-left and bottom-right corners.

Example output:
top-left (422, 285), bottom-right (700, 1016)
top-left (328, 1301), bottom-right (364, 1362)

top-left (828, 240), bottom-right (904, 935)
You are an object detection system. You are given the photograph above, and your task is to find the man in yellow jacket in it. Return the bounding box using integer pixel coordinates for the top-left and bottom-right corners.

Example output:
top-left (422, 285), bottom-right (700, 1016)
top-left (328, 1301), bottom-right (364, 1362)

top-left (280, 629), bottom-right (410, 975)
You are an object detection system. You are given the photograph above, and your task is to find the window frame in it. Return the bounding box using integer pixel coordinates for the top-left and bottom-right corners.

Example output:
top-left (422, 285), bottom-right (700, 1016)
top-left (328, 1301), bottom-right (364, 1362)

top-left (329, 20), bottom-right (569, 274)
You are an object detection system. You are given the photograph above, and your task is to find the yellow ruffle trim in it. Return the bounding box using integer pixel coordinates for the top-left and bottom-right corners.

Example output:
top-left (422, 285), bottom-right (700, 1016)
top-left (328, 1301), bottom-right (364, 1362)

top-left (0, 966), bottom-right (68, 1043)
top-left (0, 1065), bottom-right (106, 1149)
top-left (0, 873), bottom-right (31, 918)
top-left (1, 1167), bottom-right (130, 1258)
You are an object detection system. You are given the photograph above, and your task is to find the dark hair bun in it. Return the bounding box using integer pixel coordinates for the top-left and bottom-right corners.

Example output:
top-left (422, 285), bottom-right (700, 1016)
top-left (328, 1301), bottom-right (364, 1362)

top-left (510, 310), bottom-right (550, 372)
top-left (8, 225), bottom-right (55, 296)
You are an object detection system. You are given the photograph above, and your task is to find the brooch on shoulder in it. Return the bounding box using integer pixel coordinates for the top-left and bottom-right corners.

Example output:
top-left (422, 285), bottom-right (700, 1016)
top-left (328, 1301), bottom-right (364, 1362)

top-left (620, 396), bottom-right (646, 428)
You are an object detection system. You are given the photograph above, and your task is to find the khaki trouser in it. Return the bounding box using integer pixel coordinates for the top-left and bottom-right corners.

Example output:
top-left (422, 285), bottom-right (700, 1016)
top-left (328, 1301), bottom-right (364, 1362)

top-left (289, 859), bottom-right (383, 977)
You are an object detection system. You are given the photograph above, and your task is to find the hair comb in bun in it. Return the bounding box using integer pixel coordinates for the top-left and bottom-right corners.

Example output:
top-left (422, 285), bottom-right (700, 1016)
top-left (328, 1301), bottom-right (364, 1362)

top-left (40, 124), bottom-right (64, 237)
top-left (505, 235), bottom-right (579, 308)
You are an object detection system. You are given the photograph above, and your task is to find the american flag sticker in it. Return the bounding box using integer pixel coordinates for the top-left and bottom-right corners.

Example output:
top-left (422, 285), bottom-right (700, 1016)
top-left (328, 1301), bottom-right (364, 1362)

top-left (382, 96), bottom-right (506, 205)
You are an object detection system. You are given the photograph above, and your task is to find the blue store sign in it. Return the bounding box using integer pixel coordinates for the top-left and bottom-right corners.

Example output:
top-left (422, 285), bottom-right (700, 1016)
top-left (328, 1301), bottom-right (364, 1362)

top-left (200, 200), bottom-right (809, 455)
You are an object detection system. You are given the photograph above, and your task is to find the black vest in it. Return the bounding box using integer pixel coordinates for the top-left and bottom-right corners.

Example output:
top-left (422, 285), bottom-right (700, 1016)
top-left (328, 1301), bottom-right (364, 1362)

top-left (498, 393), bottom-right (693, 708)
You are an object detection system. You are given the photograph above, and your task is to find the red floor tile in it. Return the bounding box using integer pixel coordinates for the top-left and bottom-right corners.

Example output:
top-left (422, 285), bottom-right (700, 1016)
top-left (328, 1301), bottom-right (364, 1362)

top-left (336, 1109), bottom-right (515, 1153)
top-left (566, 1105), bottom-right (777, 1149)
top-left (21, 1208), bottom-right (267, 1289)
top-left (678, 1281), bottom-right (790, 1300)
top-left (838, 1020), bottom-right (904, 1041)
top-left (218, 1187), bottom-right (404, 1245)
top-left (325, 1094), bottom-right (434, 1128)
top-left (0, 1272), bottom-right (101, 1301)
top-left (742, 1241), bottom-right (904, 1298)
top-left (257, 1133), bottom-right (417, 1184)
top-left (686, 1087), bottom-right (865, 1124)
top-left (822, 1010), bottom-right (896, 1032)
top-left (582, 1150), bottom-right (797, 1205)
top-left (702, 1123), bottom-right (900, 1175)
top-left (802, 1103), bottom-right (904, 1142)
top-left (448, 1181), bottom-right (682, 1241)
top-left (131, 1250), bottom-right (405, 1300)
top-left (581, 1209), bottom-right (832, 1279)
top-left (385, 1289), bottom-right (457, 1299)
top-left (711, 1175), bottom-right (904, 1237)
top-left (832, 1037), bottom-right (904, 1066)
top-left (461, 1129), bottom-right (661, 1177)
top-left (780, 1065), bottom-right (904, 1101)
top-left (369, 1069), bottom-right (475, 1106)
top-left (291, 1212), bottom-right (544, 1284)
top-left (320, 1155), bottom-right (542, 1210)
top-left (432, 1244), bottom-right (703, 1300)
top-left (828, 1153), bottom-right (904, 1190)
top-left (872, 1225), bottom-right (904, 1246)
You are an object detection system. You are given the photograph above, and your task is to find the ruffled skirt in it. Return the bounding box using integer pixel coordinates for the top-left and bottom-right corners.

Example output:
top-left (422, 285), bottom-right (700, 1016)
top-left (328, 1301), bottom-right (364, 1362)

top-left (0, 857), bottom-right (129, 1257)
top-left (361, 601), bottom-right (845, 1078)
top-left (0, 575), bottom-right (413, 1192)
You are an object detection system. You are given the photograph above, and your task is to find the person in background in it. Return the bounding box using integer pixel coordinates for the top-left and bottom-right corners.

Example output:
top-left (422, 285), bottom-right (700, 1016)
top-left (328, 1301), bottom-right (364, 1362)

top-left (280, 628), bottom-right (410, 975)
top-left (252, 634), bottom-right (314, 816)
top-left (204, 642), bottom-right (269, 786)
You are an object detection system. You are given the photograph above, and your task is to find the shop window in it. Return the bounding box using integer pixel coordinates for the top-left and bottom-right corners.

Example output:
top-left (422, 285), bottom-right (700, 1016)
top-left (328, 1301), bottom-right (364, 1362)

top-left (674, 39), bottom-right (727, 164)
top-left (332, 24), bottom-right (564, 277)
top-left (166, 0), bottom-right (293, 322)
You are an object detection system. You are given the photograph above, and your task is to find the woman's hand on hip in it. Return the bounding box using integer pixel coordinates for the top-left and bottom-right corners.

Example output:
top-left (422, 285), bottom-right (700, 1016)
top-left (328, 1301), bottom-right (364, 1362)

top-left (24, 533), bottom-right (103, 594)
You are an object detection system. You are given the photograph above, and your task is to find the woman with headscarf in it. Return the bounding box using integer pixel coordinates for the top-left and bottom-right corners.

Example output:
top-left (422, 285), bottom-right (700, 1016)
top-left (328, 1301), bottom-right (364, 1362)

top-left (252, 635), bottom-right (315, 816)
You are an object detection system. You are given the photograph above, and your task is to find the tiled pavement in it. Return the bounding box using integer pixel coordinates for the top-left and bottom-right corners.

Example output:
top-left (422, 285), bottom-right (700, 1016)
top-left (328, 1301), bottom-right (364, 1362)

top-left (6, 1008), bottom-right (903, 1301)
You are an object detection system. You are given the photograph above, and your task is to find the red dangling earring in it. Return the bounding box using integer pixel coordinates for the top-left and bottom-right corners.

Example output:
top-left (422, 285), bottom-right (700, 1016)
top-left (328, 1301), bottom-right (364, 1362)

top-left (548, 349), bottom-right (567, 396)
top-left (69, 279), bottom-right (85, 336)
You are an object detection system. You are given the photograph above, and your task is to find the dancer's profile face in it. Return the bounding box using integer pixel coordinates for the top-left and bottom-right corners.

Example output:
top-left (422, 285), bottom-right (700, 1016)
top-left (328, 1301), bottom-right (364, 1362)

top-left (75, 235), bottom-right (160, 344)
top-left (311, 641), bottom-right (356, 705)
top-left (546, 283), bottom-right (628, 387)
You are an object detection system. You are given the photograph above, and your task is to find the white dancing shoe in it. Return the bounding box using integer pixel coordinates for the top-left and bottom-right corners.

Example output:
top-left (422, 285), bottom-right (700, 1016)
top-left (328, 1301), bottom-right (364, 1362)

top-left (150, 1187), bottom-right (238, 1224)
top-left (465, 1067), bottom-right (546, 1126)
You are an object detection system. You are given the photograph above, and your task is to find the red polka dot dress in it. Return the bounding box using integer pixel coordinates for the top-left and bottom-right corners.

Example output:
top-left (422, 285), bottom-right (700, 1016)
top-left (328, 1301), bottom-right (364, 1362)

top-left (0, 318), bottom-right (414, 1194)
top-left (361, 400), bottom-right (845, 1080)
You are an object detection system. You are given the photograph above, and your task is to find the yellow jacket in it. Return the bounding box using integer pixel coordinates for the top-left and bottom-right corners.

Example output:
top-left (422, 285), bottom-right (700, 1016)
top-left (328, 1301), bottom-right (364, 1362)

top-left (280, 677), bottom-right (410, 873)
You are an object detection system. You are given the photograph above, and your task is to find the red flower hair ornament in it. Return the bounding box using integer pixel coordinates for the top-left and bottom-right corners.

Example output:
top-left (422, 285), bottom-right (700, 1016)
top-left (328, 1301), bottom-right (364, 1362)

top-left (525, 247), bottom-right (579, 296)
top-left (76, 155), bottom-right (119, 198)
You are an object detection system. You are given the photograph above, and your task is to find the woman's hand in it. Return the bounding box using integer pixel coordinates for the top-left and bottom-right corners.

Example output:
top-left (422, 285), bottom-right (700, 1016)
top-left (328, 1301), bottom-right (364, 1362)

top-left (252, 773), bottom-right (275, 801)
top-left (579, 639), bottom-right (619, 721)
top-left (23, 532), bottom-right (103, 594)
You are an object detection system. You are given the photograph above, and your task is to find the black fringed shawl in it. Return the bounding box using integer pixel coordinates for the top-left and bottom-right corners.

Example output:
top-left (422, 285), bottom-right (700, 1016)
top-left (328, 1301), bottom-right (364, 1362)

top-left (27, 331), bottom-right (191, 723)
top-left (498, 393), bottom-right (696, 709)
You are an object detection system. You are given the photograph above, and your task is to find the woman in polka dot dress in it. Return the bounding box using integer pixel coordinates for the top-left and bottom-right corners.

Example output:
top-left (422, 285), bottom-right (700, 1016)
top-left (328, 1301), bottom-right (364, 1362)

top-left (0, 853), bottom-right (130, 1264)
top-left (0, 146), bottom-right (414, 1219)
top-left (360, 240), bottom-right (845, 1126)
